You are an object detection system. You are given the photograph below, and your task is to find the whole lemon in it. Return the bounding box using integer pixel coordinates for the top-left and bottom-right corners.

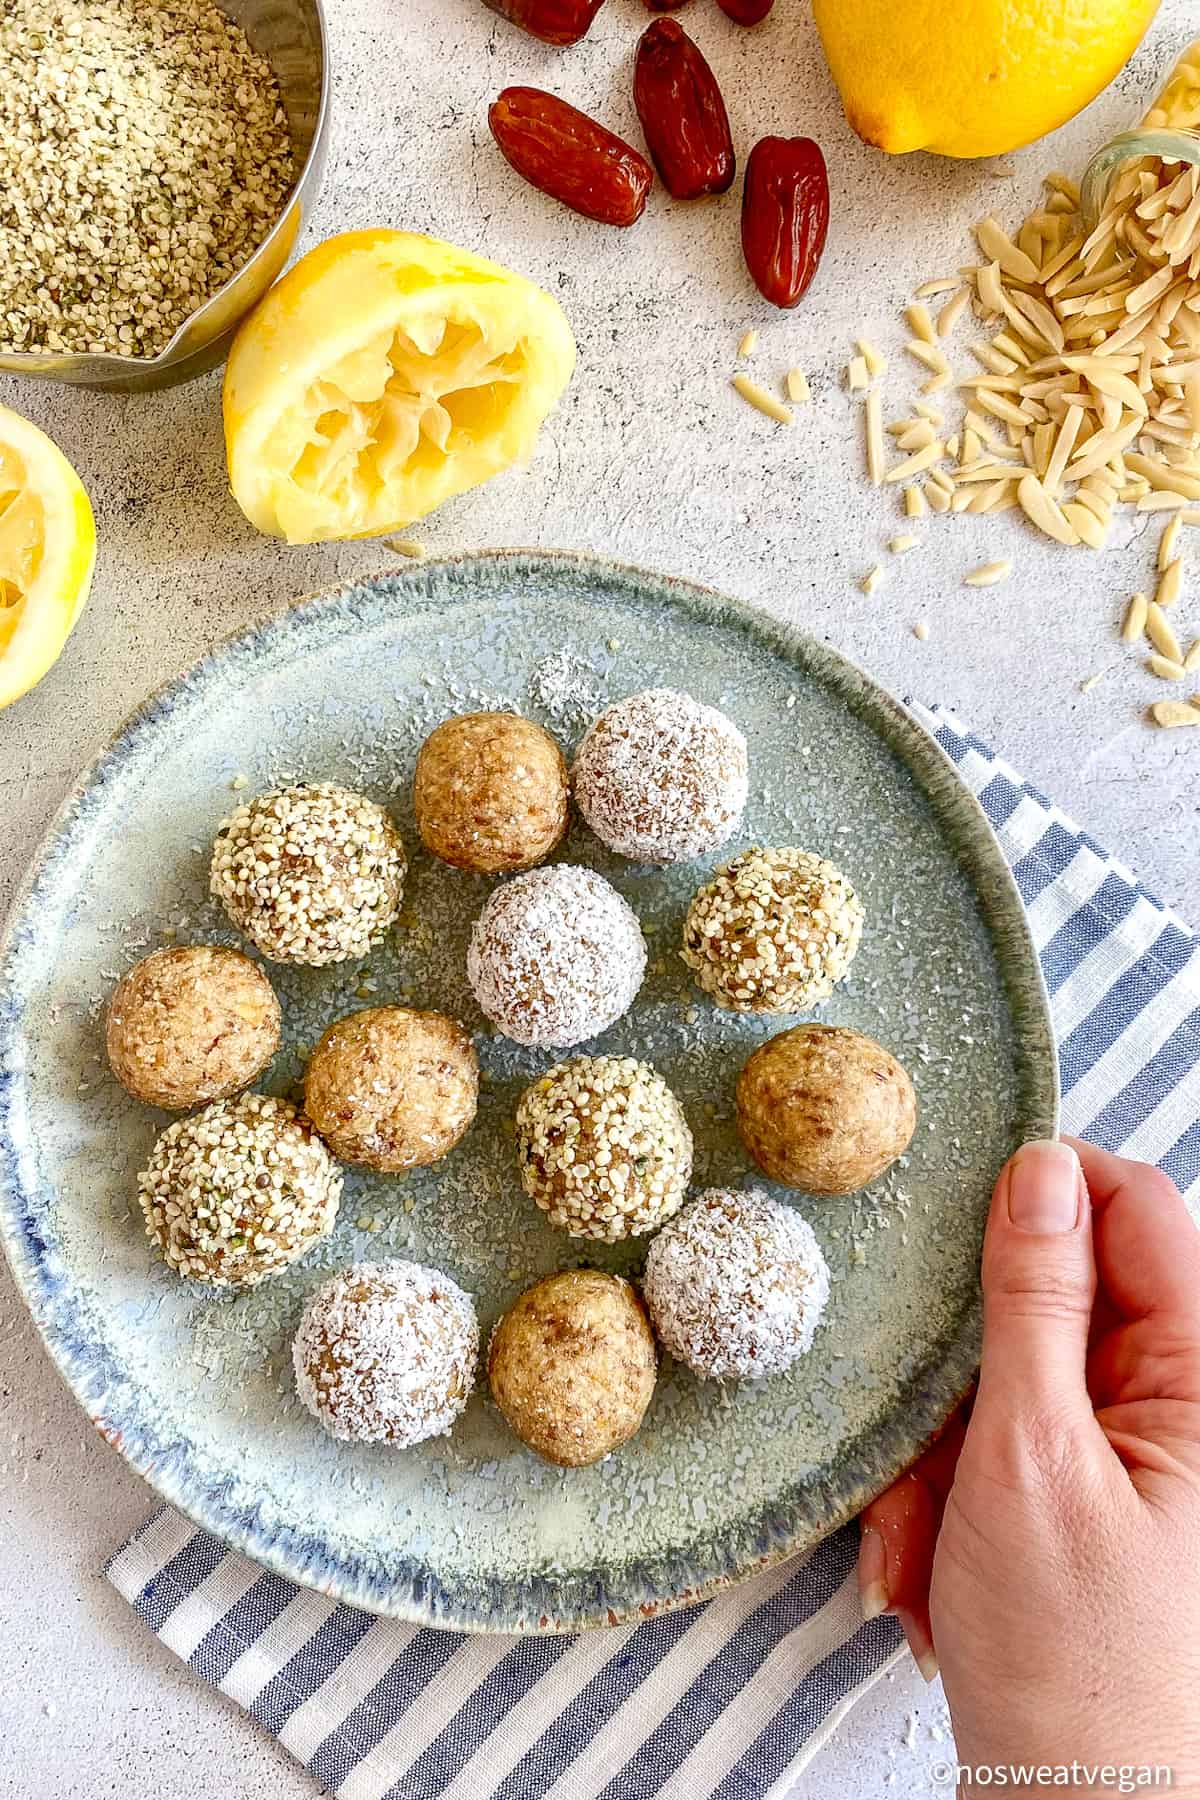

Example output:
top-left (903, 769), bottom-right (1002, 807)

top-left (812, 0), bottom-right (1161, 158)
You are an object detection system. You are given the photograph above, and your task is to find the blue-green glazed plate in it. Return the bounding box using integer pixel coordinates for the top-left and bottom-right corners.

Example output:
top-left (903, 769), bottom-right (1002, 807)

top-left (0, 552), bottom-right (1057, 1632)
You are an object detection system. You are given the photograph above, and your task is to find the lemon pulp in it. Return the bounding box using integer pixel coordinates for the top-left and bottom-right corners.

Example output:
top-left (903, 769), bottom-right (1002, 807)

top-left (224, 230), bottom-right (576, 545)
top-left (0, 406), bottom-right (95, 710)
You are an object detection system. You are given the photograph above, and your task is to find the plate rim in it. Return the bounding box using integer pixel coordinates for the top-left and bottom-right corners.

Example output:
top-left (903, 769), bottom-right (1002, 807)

top-left (0, 548), bottom-right (1059, 1633)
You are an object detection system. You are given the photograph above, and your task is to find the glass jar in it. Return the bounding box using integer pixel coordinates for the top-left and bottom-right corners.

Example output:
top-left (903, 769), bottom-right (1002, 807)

top-left (1081, 39), bottom-right (1200, 228)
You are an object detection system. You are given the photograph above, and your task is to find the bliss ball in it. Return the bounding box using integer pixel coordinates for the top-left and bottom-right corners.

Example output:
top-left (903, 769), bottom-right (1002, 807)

top-left (210, 783), bottom-right (406, 966)
top-left (466, 865), bottom-right (646, 1048)
top-left (488, 1269), bottom-right (656, 1466)
top-left (293, 1261), bottom-right (479, 1446)
top-left (681, 847), bottom-right (864, 1014)
top-left (516, 1055), bottom-right (692, 1242)
top-left (642, 1188), bottom-right (830, 1381)
top-left (137, 1094), bottom-right (342, 1288)
top-left (304, 1006), bottom-right (478, 1172)
top-left (737, 1024), bottom-right (916, 1194)
top-left (106, 945), bottom-right (280, 1109)
top-left (413, 711), bottom-right (569, 874)
top-left (573, 688), bottom-right (748, 864)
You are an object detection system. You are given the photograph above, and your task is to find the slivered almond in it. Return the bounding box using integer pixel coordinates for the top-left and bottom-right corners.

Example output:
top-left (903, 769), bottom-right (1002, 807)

top-left (1157, 557), bottom-right (1184, 608)
top-left (1147, 653), bottom-right (1187, 679)
top-left (786, 367), bottom-right (811, 404)
top-left (1184, 639), bottom-right (1200, 672)
top-left (848, 356), bottom-right (870, 391)
top-left (904, 485), bottom-right (927, 519)
top-left (732, 374), bottom-right (792, 424)
top-left (738, 328), bottom-right (758, 358)
top-left (964, 559), bottom-right (1012, 586)
top-left (1063, 501), bottom-right (1109, 548)
top-left (1159, 515), bottom-right (1182, 570)
top-left (977, 261), bottom-right (1006, 315)
top-left (975, 216), bottom-right (1040, 283)
top-left (1018, 472), bottom-right (1079, 544)
top-left (925, 481), bottom-right (951, 513)
top-left (860, 565), bottom-right (885, 595)
top-left (936, 289), bottom-right (970, 336)
top-left (858, 339), bottom-right (888, 378)
top-left (865, 389), bottom-right (884, 485)
top-left (1146, 601), bottom-right (1184, 661)
top-left (1150, 699), bottom-right (1200, 726)
top-left (884, 442), bottom-right (945, 482)
top-left (906, 303), bottom-right (936, 344)
top-left (1122, 592), bottom-right (1149, 640)
top-left (914, 278), bottom-right (960, 299)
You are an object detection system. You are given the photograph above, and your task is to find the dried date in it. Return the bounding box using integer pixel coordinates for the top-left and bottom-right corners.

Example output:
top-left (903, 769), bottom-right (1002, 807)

top-left (481, 0), bottom-right (606, 47)
top-left (489, 87), bottom-right (654, 226)
top-left (716, 0), bottom-right (774, 23)
top-left (740, 135), bottom-right (829, 308)
top-left (633, 18), bottom-right (734, 200)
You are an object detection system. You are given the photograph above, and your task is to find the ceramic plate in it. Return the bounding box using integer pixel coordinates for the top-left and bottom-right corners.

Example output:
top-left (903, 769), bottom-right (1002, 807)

top-left (0, 552), bottom-right (1057, 1632)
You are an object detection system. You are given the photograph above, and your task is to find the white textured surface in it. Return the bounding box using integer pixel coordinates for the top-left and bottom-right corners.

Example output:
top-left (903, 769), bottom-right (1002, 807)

top-left (2, 0), bottom-right (1199, 1792)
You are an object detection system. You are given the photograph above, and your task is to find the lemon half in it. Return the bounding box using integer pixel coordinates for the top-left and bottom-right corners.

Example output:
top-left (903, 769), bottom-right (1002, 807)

top-left (223, 230), bottom-right (577, 545)
top-left (0, 405), bottom-right (96, 712)
top-left (813, 0), bottom-right (1160, 159)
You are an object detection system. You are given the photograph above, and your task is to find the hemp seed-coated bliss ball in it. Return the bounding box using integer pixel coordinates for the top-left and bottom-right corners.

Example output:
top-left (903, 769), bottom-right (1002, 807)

top-left (304, 1007), bottom-right (478, 1173)
top-left (466, 865), bottom-right (647, 1048)
top-left (292, 1261), bottom-right (479, 1447)
top-left (572, 688), bottom-right (749, 865)
top-left (737, 1024), bottom-right (916, 1194)
top-left (210, 783), bottom-right (406, 966)
top-left (488, 1269), bottom-right (657, 1466)
top-left (106, 944), bottom-right (280, 1109)
top-left (642, 1188), bottom-right (830, 1381)
top-left (515, 1055), bottom-right (692, 1242)
top-left (681, 847), bottom-right (864, 1014)
top-left (137, 1093), bottom-right (342, 1288)
top-left (413, 711), bottom-right (569, 874)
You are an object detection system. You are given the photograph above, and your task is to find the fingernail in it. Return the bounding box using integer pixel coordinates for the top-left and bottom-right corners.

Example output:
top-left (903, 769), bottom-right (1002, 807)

top-left (857, 1526), bottom-right (890, 1620)
top-left (897, 1609), bottom-right (940, 1683)
top-left (1007, 1139), bottom-right (1080, 1235)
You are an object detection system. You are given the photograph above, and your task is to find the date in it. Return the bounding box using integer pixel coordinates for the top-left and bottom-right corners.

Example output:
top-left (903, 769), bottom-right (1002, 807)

top-left (481, 0), bottom-right (606, 47)
top-left (633, 18), bottom-right (734, 200)
top-left (489, 87), bottom-right (654, 227)
top-left (741, 135), bottom-right (829, 308)
top-left (716, 0), bottom-right (775, 23)
top-left (643, 0), bottom-right (690, 9)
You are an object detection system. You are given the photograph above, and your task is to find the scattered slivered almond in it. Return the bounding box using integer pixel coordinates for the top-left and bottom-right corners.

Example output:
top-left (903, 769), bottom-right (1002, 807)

top-left (925, 481), bottom-right (951, 513)
top-left (1148, 654), bottom-right (1187, 680)
top-left (913, 620), bottom-right (930, 640)
top-left (386, 538), bottom-right (427, 559)
top-left (889, 533), bottom-right (919, 554)
top-left (914, 278), bottom-right (960, 299)
top-left (848, 355), bottom-right (870, 392)
top-left (738, 328), bottom-right (759, 358)
top-left (1079, 671), bottom-right (1105, 693)
top-left (1122, 592), bottom-right (1150, 641)
top-left (1150, 699), bottom-right (1200, 726)
top-left (904, 485), bottom-right (927, 519)
top-left (786, 367), bottom-right (811, 404)
top-left (1159, 515), bottom-right (1182, 570)
top-left (732, 374), bottom-right (791, 425)
top-left (906, 303), bottom-right (936, 345)
top-left (937, 290), bottom-right (970, 337)
top-left (865, 390), bottom-right (884, 485)
top-left (860, 564), bottom-right (884, 595)
top-left (1063, 501), bottom-right (1109, 549)
top-left (1146, 601), bottom-right (1183, 662)
top-left (1185, 639), bottom-right (1200, 672)
top-left (964, 559), bottom-right (1012, 587)
top-left (1157, 558), bottom-right (1184, 609)
top-left (885, 442), bottom-right (944, 482)
top-left (858, 339), bottom-right (887, 378)
top-left (1017, 473), bottom-right (1079, 545)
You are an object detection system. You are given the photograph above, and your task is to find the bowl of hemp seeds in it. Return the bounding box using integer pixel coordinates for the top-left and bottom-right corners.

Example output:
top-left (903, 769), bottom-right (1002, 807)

top-left (0, 0), bottom-right (329, 390)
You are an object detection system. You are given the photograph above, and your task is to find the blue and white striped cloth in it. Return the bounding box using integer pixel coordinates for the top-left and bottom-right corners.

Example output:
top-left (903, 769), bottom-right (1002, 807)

top-left (106, 705), bottom-right (1200, 1800)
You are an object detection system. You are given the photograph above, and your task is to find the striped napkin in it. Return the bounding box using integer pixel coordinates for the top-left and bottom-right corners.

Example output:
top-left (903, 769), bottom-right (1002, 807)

top-left (105, 704), bottom-right (1200, 1800)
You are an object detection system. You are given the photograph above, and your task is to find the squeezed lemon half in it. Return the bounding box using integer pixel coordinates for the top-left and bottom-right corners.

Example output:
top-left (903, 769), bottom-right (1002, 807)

top-left (0, 405), bottom-right (96, 712)
top-left (223, 229), bottom-right (577, 545)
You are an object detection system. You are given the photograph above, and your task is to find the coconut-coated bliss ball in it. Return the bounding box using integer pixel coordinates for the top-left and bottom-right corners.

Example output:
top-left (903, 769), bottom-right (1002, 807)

top-left (292, 1261), bottom-right (479, 1447)
top-left (466, 865), bottom-right (646, 1048)
top-left (681, 847), bottom-right (864, 1014)
top-left (210, 782), bottom-right (406, 966)
top-left (572, 688), bottom-right (748, 864)
top-left (106, 944), bottom-right (280, 1109)
top-left (413, 710), bottom-right (569, 874)
top-left (304, 1007), bottom-right (478, 1172)
top-left (488, 1269), bottom-right (657, 1466)
top-left (737, 1024), bottom-right (916, 1194)
top-left (137, 1093), bottom-right (342, 1287)
top-left (642, 1188), bottom-right (830, 1381)
top-left (515, 1055), bottom-right (692, 1242)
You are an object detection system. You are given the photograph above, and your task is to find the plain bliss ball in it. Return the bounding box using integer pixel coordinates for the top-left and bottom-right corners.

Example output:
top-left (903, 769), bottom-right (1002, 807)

top-left (292, 1261), bottom-right (479, 1447)
top-left (137, 1093), bottom-right (342, 1288)
top-left (642, 1188), bottom-right (830, 1381)
top-left (572, 688), bottom-right (748, 864)
top-left (737, 1023), bottom-right (917, 1194)
top-left (515, 1055), bottom-right (692, 1242)
top-left (106, 944), bottom-right (280, 1109)
top-left (488, 1269), bottom-right (657, 1466)
top-left (304, 1007), bottom-right (478, 1172)
top-left (466, 865), bottom-right (646, 1048)
top-left (681, 847), bottom-right (864, 1014)
top-left (413, 710), bottom-right (569, 874)
top-left (210, 783), bottom-right (406, 966)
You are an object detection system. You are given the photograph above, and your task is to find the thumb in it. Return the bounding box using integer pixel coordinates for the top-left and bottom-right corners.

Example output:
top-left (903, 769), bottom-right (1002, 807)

top-left (975, 1139), bottom-right (1096, 1432)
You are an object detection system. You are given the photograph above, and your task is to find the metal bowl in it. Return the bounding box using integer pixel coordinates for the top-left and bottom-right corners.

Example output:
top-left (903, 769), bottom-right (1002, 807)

top-left (0, 0), bottom-right (329, 392)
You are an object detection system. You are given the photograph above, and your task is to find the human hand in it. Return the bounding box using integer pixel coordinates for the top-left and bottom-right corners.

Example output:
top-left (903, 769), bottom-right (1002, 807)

top-left (858, 1138), bottom-right (1200, 1783)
